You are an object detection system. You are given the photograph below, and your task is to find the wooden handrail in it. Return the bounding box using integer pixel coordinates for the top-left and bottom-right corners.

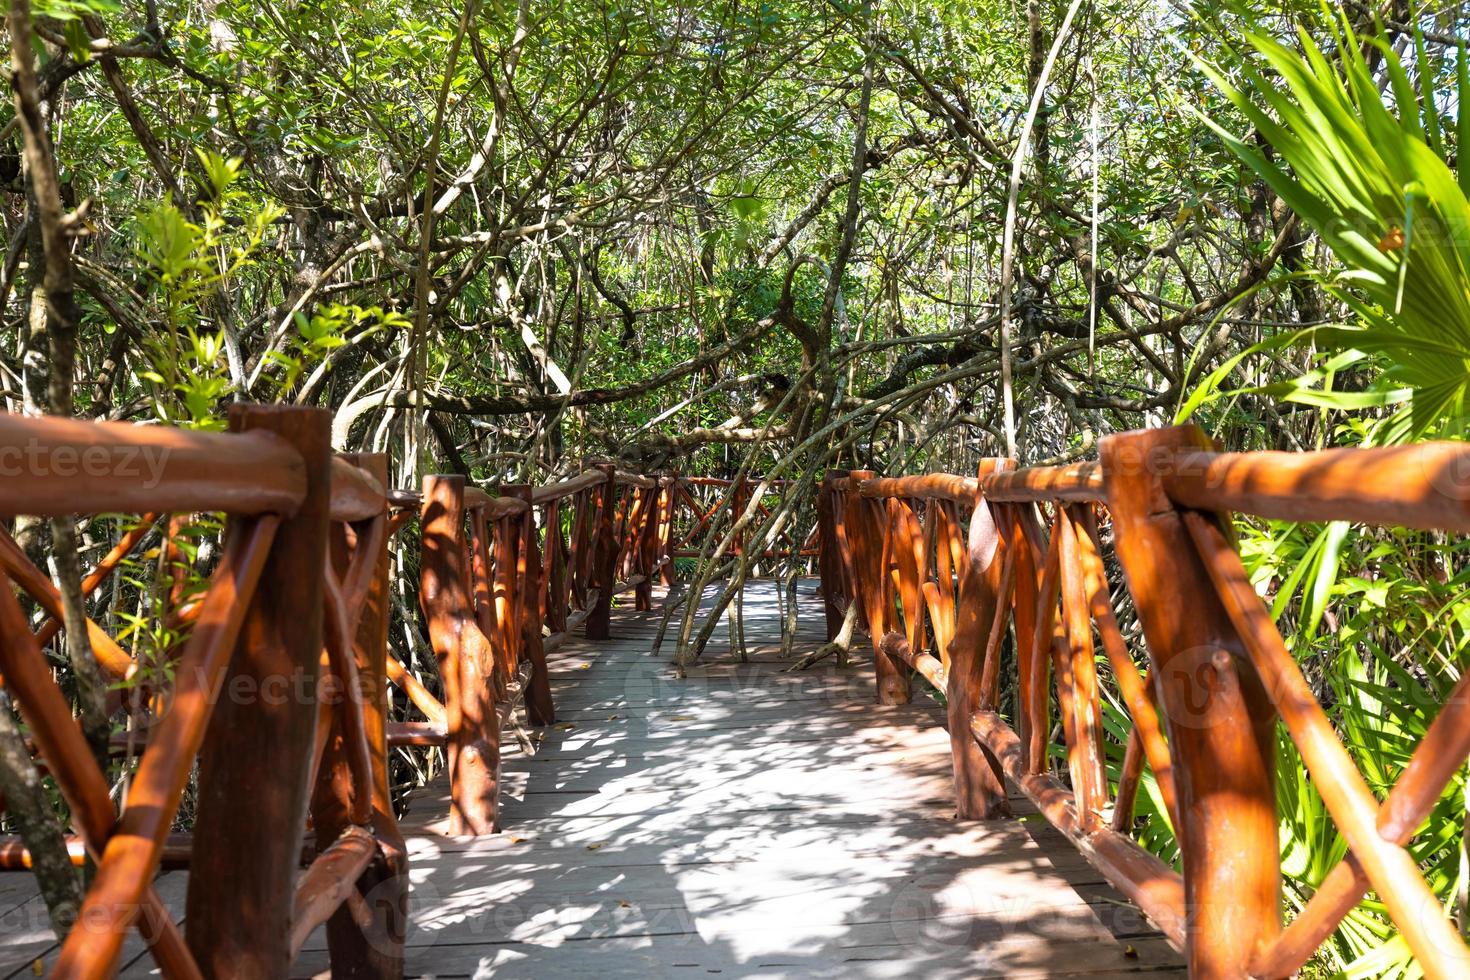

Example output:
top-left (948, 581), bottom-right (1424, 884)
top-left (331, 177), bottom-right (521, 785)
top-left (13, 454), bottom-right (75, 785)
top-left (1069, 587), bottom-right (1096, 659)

top-left (530, 468), bottom-right (604, 502)
top-left (0, 408), bottom-right (680, 978)
top-left (0, 412), bottom-right (308, 516)
top-left (385, 468), bottom-right (664, 514)
top-left (980, 459), bottom-right (1102, 502)
top-left (1160, 442), bottom-right (1470, 532)
top-left (819, 426), bottom-right (1470, 978)
top-left (679, 475), bottom-right (794, 486)
top-left (857, 473), bottom-right (978, 504)
top-left (372, 462), bottom-right (676, 822)
top-left (287, 826), bottom-right (379, 961)
top-left (0, 406), bottom-right (332, 977)
top-left (329, 456), bottom-right (386, 521)
top-left (614, 469), bottom-right (657, 489)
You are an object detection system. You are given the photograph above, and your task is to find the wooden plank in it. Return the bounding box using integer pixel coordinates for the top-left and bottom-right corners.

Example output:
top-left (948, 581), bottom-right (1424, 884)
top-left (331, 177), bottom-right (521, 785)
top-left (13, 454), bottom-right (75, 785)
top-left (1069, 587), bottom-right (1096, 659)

top-left (13, 579), bottom-right (1178, 980)
top-left (284, 932), bottom-right (1183, 979)
top-left (385, 581), bottom-right (1179, 975)
top-left (9, 871), bottom-right (190, 979)
top-left (0, 895), bottom-right (56, 977)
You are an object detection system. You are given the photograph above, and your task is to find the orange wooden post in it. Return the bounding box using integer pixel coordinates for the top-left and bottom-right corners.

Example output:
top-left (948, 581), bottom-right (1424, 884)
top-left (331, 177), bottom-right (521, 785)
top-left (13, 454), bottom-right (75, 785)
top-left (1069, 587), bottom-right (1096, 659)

top-left (1102, 426), bottom-right (1280, 975)
top-left (815, 472), bottom-right (845, 641)
top-left (632, 486), bottom-right (655, 611)
top-left (586, 464), bottom-right (618, 640)
top-left (1187, 509), bottom-right (1470, 975)
top-left (491, 511), bottom-right (519, 691)
top-left (945, 459), bottom-right (1013, 819)
top-left (577, 484), bottom-right (598, 606)
top-left (925, 499), bottom-right (957, 670)
top-left (622, 487), bottom-right (638, 583)
top-left (567, 487), bottom-right (590, 609)
top-left (507, 485), bottom-right (554, 725)
top-left (731, 474), bottom-right (747, 556)
top-left (842, 470), bottom-right (874, 659)
top-left (610, 482), bottom-right (632, 586)
top-left (888, 497), bottom-right (927, 659)
top-left (1074, 506), bottom-right (1181, 834)
top-left (186, 405), bottom-right (332, 976)
top-left (534, 505), bottom-right (551, 631)
top-left (468, 506), bottom-right (497, 645)
top-left (656, 476), bottom-right (676, 586)
top-left (162, 513), bottom-right (188, 626)
top-left (830, 477), bottom-right (864, 634)
top-left (846, 469), bottom-right (910, 705)
top-left (420, 475), bottom-right (501, 835)
top-left (998, 504), bottom-right (1039, 771)
top-left (316, 452), bottom-right (407, 978)
top-left (1013, 505), bottom-right (1056, 774)
top-left (544, 497), bottom-right (568, 633)
top-left (1057, 504), bottom-right (1108, 825)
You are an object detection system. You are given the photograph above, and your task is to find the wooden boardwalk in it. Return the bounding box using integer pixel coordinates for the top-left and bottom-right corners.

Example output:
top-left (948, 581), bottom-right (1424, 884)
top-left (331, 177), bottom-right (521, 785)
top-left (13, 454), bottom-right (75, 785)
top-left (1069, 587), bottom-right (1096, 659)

top-left (1, 583), bottom-right (1183, 978)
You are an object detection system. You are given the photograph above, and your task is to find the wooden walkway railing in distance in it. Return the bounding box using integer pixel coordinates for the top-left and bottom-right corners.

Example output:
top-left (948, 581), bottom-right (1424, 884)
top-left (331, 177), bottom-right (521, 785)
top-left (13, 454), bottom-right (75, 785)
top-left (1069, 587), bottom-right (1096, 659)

top-left (0, 406), bottom-right (675, 977)
top-left (819, 426), bottom-right (1470, 979)
top-left (381, 463), bottom-right (675, 833)
top-left (0, 406), bottom-right (398, 978)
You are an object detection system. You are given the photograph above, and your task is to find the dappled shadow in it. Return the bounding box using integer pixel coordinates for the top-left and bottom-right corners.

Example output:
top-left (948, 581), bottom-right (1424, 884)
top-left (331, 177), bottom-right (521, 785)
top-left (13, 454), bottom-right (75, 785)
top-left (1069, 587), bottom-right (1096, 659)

top-left (289, 581), bottom-right (1183, 978)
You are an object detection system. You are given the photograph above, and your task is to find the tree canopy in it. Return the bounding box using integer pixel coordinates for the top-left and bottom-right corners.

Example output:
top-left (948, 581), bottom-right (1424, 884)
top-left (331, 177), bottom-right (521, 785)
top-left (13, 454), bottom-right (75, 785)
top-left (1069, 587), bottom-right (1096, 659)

top-left (5, 0), bottom-right (1325, 473)
top-left (7, 1), bottom-right (1470, 973)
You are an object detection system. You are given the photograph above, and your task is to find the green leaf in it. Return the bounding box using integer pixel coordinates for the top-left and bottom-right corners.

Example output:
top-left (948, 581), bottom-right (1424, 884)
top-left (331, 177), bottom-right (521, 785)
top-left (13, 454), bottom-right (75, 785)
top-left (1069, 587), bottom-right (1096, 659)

top-left (32, 0), bottom-right (120, 21)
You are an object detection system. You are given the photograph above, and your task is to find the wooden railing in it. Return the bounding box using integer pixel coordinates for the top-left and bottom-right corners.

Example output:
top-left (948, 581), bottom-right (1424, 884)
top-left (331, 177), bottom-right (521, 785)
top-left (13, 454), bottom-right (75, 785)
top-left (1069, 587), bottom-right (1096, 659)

top-left (380, 463), bottom-right (674, 833)
top-left (819, 425), bottom-right (1470, 979)
top-left (0, 406), bottom-right (672, 977)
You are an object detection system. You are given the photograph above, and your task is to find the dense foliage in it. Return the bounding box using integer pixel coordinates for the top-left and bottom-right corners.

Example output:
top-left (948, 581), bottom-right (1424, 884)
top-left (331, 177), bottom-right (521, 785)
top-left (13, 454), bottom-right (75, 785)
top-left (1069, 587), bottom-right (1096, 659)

top-left (4, 0), bottom-right (1470, 972)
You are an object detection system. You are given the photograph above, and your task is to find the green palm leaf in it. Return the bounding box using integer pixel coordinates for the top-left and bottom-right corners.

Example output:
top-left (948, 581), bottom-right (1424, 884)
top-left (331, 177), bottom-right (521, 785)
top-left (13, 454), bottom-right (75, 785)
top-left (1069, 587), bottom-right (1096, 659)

top-left (1193, 14), bottom-right (1470, 444)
